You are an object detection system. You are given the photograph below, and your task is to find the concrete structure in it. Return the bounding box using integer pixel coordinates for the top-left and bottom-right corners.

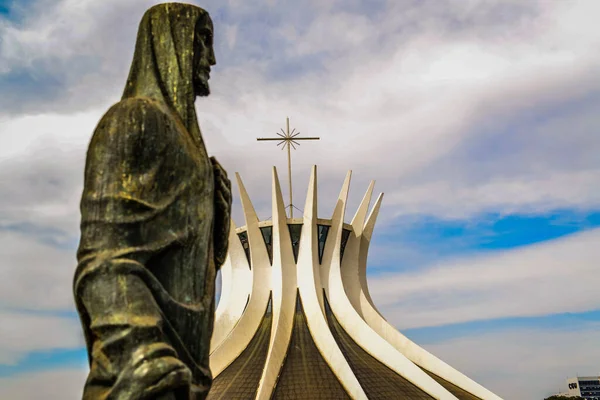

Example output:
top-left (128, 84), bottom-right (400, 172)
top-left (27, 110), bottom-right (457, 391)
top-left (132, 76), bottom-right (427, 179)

top-left (207, 167), bottom-right (503, 399)
top-left (566, 376), bottom-right (600, 399)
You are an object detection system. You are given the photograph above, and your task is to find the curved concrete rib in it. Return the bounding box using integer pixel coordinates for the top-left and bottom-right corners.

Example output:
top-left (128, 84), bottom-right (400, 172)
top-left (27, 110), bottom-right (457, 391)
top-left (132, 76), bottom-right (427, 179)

top-left (323, 173), bottom-right (457, 400)
top-left (297, 166), bottom-right (368, 400)
top-left (255, 168), bottom-right (298, 400)
top-left (350, 197), bottom-right (380, 318)
top-left (347, 199), bottom-right (504, 400)
top-left (211, 218), bottom-right (252, 352)
top-left (209, 173), bottom-right (272, 377)
top-left (341, 181), bottom-right (373, 319)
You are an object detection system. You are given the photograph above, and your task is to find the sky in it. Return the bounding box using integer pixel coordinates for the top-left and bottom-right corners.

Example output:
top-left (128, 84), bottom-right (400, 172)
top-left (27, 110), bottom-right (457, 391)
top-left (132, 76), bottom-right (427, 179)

top-left (0, 0), bottom-right (599, 399)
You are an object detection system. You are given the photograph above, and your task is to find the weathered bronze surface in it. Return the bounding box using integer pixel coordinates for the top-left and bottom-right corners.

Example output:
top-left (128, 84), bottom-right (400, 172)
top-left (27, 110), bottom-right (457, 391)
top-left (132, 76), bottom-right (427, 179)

top-left (73, 3), bottom-right (231, 399)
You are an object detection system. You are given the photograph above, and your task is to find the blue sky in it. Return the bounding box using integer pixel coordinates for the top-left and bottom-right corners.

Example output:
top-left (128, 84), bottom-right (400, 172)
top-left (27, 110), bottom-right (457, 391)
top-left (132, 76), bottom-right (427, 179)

top-left (369, 209), bottom-right (600, 273)
top-left (1, 0), bottom-right (599, 399)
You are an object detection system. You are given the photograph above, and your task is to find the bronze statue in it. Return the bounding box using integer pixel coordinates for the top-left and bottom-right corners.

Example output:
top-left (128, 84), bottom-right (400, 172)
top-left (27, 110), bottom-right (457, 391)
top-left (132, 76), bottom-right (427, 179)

top-left (73, 3), bottom-right (231, 399)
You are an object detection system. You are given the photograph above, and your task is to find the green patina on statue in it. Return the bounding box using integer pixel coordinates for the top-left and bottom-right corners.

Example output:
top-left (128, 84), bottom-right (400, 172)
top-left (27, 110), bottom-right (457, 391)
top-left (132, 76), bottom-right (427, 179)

top-left (73, 3), bottom-right (231, 399)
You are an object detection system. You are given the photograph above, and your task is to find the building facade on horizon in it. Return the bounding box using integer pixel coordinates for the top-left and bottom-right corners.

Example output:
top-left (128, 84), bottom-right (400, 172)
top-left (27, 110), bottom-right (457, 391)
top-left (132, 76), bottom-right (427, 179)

top-left (206, 166), bottom-right (503, 399)
top-left (566, 376), bottom-right (600, 399)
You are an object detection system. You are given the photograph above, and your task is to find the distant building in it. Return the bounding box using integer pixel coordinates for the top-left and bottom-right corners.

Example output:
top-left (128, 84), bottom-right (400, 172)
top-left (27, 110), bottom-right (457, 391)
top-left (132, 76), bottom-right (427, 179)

top-left (566, 376), bottom-right (600, 399)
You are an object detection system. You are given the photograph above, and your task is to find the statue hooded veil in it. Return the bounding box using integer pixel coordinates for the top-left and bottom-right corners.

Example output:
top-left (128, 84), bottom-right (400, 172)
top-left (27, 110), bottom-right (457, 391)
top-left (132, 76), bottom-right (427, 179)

top-left (74, 4), bottom-right (228, 399)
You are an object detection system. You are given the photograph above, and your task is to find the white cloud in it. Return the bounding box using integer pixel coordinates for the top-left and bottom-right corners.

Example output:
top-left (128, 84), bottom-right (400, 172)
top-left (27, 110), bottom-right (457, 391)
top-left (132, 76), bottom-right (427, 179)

top-left (0, 108), bottom-right (102, 234)
top-left (369, 228), bottom-right (600, 329)
top-left (0, 368), bottom-right (88, 400)
top-left (0, 312), bottom-right (83, 364)
top-left (0, 0), bottom-right (596, 329)
top-left (424, 323), bottom-right (600, 400)
top-left (0, 0), bottom-right (599, 229)
top-left (0, 229), bottom-right (77, 311)
top-left (0, 219), bottom-right (83, 365)
top-left (164, 0), bottom-right (600, 217)
top-left (0, 324), bottom-right (596, 400)
top-left (386, 169), bottom-right (600, 219)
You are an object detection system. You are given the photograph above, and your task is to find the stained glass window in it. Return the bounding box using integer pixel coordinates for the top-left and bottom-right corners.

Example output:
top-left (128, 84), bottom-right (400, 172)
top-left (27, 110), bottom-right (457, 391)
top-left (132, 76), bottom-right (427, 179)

top-left (317, 224), bottom-right (329, 264)
top-left (340, 229), bottom-right (351, 261)
top-left (260, 226), bottom-right (273, 265)
top-left (288, 224), bottom-right (302, 263)
top-left (237, 231), bottom-right (250, 266)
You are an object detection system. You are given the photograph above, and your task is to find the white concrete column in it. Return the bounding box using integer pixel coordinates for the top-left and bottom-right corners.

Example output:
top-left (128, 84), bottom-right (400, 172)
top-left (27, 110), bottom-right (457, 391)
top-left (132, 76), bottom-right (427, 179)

top-left (209, 173), bottom-right (272, 377)
top-left (348, 201), bottom-right (504, 400)
top-left (211, 218), bottom-right (252, 352)
top-left (296, 166), bottom-right (368, 400)
top-left (255, 168), bottom-right (298, 400)
top-left (322, 173), bottom-right (458, 400)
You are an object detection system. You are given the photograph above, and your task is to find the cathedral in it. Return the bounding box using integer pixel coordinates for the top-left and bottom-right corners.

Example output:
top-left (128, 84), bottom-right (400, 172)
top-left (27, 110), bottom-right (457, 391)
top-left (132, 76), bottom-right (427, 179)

top-left (206, 166), bottom-right (502, 400)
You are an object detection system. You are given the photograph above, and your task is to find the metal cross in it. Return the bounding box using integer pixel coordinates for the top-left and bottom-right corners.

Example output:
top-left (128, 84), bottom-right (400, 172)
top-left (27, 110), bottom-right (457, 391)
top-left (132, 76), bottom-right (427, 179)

top-left (257, 117), bottom-right (320, 218)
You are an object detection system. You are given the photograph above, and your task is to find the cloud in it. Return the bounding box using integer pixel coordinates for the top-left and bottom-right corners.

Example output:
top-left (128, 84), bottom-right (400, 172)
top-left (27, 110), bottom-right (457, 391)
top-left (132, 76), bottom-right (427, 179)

top-left (0, 368), bottom-right (88, 399)
top-left (423, 323), bottom-right (600, 400)
top-left (0, 0), bottom-right (598, 333)
top-left (0, 0), bottom-right (598, 318)
top-left (0, 108), bottom-right (102, 235)
top-left (0, 312), bottom-right (83, 365)
top-left (0, 0), bottom-right (599, 230)
top-left (385, 168), bottom-right (600, 219)
top-left (369, 228), bottom-right (600, 329)
top-left (168, 0), bottom-right (600, 221)
top-left (1, 321), bottom-right (596, 400)
top-left (0, 228), bottom-right (77, 311)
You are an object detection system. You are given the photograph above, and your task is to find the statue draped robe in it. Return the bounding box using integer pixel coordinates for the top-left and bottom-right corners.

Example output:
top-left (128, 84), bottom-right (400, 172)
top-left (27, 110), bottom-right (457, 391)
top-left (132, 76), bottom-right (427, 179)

top-left (73, 4), bottom-right (228, 399)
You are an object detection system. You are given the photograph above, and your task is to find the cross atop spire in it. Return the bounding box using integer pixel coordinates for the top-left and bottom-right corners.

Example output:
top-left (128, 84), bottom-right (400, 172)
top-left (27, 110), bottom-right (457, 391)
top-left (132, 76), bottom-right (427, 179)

top-left (257, 117), bottom-right (320, 218)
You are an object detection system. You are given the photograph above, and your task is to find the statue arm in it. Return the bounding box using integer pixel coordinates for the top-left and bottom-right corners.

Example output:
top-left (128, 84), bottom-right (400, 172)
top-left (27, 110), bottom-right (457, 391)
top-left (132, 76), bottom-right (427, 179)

top-left (210, 156), bottom-right (231, 269)
top-left (78, 264), bottom-right (192, 400)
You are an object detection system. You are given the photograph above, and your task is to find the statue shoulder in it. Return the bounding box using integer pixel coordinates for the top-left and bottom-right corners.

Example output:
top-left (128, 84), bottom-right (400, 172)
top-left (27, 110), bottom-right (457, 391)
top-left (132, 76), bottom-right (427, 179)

top-left (109, 96), bottom-right (170, 115)
top-left (100, 96), bottom-right (174, 132)
top-left (89, 97), bottom-right (177, 153)
top-left (85, 97), bottom-right (181, 174)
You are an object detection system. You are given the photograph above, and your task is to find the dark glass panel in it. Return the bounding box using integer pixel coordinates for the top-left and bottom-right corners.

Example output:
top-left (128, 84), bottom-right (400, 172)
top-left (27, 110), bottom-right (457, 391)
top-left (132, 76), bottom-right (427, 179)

top-left (260, 226), bottom-right (273, 265)
top-left (237, 231), bottom-right (251, 267)
top-left (287, 223), bottom-right (302, 263)
top-left (340, 229), bottom-right (351, 261)
top-left (317, 224), bottom-right (330, 264)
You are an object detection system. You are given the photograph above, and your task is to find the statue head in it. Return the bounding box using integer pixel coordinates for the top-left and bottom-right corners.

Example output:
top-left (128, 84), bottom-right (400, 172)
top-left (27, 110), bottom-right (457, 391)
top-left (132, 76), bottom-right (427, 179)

top-left (123, 3), bottom-right (216, 132)
top-left (193, 11), bottom-right (216, 97)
